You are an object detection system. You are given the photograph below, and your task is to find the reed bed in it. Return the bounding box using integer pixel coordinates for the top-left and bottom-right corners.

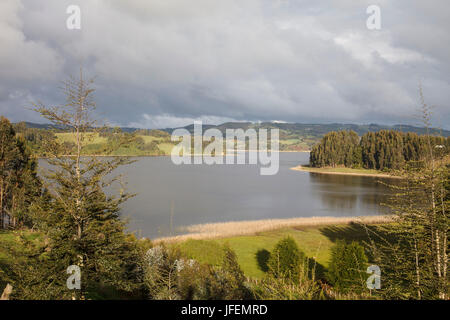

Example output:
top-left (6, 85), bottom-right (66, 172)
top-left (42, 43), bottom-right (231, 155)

top-left (154, 215), bottom-right (392, 243)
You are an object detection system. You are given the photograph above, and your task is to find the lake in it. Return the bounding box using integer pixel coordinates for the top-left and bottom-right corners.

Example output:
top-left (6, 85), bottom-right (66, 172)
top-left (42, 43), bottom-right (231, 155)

top-left (107, 152), bottom-right (394, 239)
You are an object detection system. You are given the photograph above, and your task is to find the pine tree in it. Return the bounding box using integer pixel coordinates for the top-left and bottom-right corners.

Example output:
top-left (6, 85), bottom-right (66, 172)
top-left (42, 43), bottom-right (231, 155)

top-left (0, 117), bottom-right (41, 229)
top-left (313, 128), bottom-right (448, 171)
top-left (310, 130), bottom-right (360, 168)
top-left (267, 236), bottom-right (306, 282)
top-left (217, 245), bottom-right (253, 299)
top-left (369, 90), bottom-right (449, 299)
top-left (29, 70), bottom-right (141, 299)
top-left (326, 240), bottom-right (368, 293)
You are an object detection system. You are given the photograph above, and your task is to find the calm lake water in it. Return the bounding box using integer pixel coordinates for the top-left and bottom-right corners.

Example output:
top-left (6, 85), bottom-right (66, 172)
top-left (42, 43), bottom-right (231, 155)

top-left (105, 152), bottom-right (394, 239)
top-left (39, 153), bottom-right (395, 238)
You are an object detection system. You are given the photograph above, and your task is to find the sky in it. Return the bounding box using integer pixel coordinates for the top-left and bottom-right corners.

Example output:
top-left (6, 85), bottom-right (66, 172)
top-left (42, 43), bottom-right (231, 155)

top-left (0, 0), bottom-right (449, 129)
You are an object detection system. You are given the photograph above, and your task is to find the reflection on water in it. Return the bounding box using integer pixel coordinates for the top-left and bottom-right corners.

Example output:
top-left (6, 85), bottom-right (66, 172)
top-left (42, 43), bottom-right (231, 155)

top-left (308, 173), bottom-right (393, 215)
top-left (39, 152), bottom-right (397, 239)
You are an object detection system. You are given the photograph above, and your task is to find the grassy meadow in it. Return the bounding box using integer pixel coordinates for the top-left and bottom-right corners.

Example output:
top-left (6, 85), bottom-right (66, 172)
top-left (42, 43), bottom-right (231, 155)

top-left (165, 217), bottom-right (391, 279)
top-left (1, 219), bottom-right (389, 281)
top-left (55, 132), bottom-right (173, 156)
top-left (51, 131), bottom-right (313, 157)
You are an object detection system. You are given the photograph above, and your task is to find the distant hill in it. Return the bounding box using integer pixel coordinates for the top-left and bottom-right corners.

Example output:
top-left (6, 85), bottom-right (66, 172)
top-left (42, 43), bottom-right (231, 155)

top-left (16, 121), bottom-right (138, 133)
top-left (19, 121), bottom-right (450, 137)
top-left (162, 122), bottom-right (450, 137)
top-left (13, 121), bottom-right (450, 154)
top-left (17, 122), bottom-right (62, 130)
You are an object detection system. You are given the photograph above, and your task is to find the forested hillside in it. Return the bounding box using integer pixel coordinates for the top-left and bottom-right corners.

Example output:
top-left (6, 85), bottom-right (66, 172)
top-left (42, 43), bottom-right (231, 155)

top-left (310, 130), bottom-right (449, 170)
top-left (15, 121), bottom-right (450, 156)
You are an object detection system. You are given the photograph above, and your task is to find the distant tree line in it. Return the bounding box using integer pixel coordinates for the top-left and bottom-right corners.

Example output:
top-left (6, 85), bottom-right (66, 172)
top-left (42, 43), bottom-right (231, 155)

top-left (310, 130), bottom-right (449, 170)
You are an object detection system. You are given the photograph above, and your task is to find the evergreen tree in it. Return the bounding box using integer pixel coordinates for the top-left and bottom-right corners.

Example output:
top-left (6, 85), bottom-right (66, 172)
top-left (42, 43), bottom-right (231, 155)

top-left (0, 117), bottom-right (41, 229)
top-left (267, 236), bottom-right (305, 282)
top-left (218, 245), bottom-right (252, 299)
top-left (326, 240), bottom-right (368, 293)
top-left (310, 130), bottom-right (360, 168)
top-left (369, 92), bottom-right (449, 299)
top-left (312, 128), bottom-right (449, 171)
top-left (28, 70), bottom-right (141, 299)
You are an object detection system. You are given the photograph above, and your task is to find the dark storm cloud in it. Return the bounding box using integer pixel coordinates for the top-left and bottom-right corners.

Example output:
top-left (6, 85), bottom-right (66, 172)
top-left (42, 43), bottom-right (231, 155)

top-left (0, 0), bottom-right (449, 128)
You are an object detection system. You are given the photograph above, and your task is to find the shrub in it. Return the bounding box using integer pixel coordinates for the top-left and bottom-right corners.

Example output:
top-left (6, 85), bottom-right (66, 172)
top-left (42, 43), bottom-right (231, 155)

top-left (252, 273), bottom-right (325, 300)
top-left (142, 244), bottom-right (253, 300)
top-left (216, 245), bottom-right (253, 299)
top-left (142, 244), bottom-right (183, 299)
top-left (253, 242), bottom-right (324, 300)
top-left (192, 245), bottom-right (253, 300)
top-left (326, 240), bottom-right (368, 293)
top-left (267, 237), bottom-right (306, 282)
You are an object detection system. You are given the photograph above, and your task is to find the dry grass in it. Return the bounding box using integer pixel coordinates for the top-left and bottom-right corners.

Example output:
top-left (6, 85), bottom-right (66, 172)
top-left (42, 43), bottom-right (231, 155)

top-left (155, 215), bottom-right (392, 243)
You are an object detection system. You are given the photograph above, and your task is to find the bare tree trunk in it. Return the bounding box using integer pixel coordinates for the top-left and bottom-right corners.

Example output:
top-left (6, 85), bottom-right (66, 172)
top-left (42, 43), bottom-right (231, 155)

top-left (0, 284), bottom-right (12, 300)
top-left (414, 238), bottom-right (421, 299)
top-left (422, 102), bottom-right (446, 299)
top-left (0, 182), bottom-right (3, 229)
top-left (443, 232), bottom-right (448, 300)
top-left (430, 178), bottom-right (446, 299)
top-left (440, 181), bottom-right (448, 300)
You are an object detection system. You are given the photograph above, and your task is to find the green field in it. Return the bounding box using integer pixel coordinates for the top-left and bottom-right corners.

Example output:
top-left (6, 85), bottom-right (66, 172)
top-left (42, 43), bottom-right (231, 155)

top-left (56, 132), bottom-right (108, 145)
top-left (174, 223), bottom-right (382, 279)
top-left (55, 132), bottom-right (173, 156)
top-left (52, 131), bottom-right (312, 156)
top-left (1, 222), bottom-right (387, 286)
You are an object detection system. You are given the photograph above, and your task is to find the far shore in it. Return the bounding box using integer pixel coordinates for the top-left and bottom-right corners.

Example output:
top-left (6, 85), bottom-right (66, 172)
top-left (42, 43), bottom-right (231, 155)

top-left (38, 149), bottom-right (311, 159)
top-left (290, 165), bottom-right (401, 179)
top-left (154, 215), bottom-right (392, 243)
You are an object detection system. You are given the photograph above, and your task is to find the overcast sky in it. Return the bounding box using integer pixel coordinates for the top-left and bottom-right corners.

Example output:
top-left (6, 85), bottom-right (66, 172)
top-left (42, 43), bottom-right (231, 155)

top-left (1, 0), bottom-right (449, 129)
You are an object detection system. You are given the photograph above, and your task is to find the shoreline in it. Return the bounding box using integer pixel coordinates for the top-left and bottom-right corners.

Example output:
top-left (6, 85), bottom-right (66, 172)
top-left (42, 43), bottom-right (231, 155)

top-left (290, 165), bottom-right (401, 179)
top-left (154, 215), bottom-right (392, 243)
top-left (37, 150), bottom-right (311, 159)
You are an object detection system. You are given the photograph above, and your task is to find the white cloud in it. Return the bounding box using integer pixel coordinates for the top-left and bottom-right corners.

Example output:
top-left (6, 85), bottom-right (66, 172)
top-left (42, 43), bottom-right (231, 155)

top-left (334, 32), bottom-right (427, 67)
top-left (128, 114), bottom-right (240, 129)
